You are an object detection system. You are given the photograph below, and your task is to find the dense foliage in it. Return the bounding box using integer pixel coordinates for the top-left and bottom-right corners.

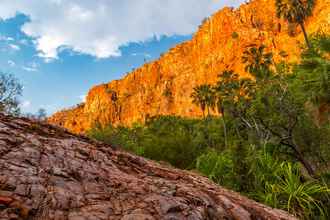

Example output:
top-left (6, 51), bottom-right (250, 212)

top-left (89, 35), bottom-right (330, 219)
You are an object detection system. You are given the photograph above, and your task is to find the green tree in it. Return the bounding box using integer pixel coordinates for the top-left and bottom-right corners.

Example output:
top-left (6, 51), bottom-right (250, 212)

top-left (0, 72), bottom-right (22, 116)
top-left (191, 84), bottom-right (216, 117)
top-left (246, 65), bottom-right (318, 177)
top-left (215, 70), bottom-right (256, 142)
top-left (214, 71), bottom-right (249, 147)
top-left (275, 0), bottom-right (315, 48)
top-left (242, 44), bottom-right (273, 80)
top-left (297, 35), bottom-right (330, 106)
top-left (244, 42), bottom-right (329, 177)
top-left (242, 43), bottom-right (317, 176)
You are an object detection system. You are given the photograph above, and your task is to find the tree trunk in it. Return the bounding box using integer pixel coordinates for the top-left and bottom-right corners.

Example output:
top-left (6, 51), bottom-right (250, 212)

top-left (221, 109), bottom-right (228, 148)
top-left (299, 22), bottom-right (311, 49)
top-left (0, 114), bottom-right (298, 220)
top-left (291, 139), bottom-right (316, 177)
top-left (295, 149), bottom-right (316, 177)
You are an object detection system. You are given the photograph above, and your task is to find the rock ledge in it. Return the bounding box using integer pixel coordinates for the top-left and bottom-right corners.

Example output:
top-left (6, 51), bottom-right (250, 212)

top-left (0, 115), bottom-right (296, 219)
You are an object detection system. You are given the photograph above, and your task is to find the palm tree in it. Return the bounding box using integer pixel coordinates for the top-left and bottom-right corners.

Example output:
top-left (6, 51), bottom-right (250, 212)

top-left (214, 71), bottom-right (243, 148)
top-left (275, 0), bottom-right (315, 48)
top-left (191, 84), bottom-right (215, 118)
top-left (215, 70), bottom-right (257, 148)
top-left (242, 44), bottom-right (273, 80)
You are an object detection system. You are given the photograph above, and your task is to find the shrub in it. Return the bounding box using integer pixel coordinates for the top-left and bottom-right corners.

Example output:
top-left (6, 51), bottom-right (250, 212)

top-left (196, 149), bottom-right (237, 189)
top-left (264, 163), bottom-right (329, 219)
top-left (250, 152), bottom-right (330, 219)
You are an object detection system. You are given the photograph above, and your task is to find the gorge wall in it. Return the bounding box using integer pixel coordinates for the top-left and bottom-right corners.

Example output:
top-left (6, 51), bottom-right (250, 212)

top-left (49, 0), bottom-right (330, 134)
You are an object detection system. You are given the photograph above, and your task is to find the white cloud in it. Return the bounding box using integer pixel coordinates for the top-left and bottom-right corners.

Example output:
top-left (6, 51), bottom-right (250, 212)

top-left (22, 62), bottom-right (39, 72)
top-left (19, 39), bottom-right (29, 45)
top-left (131, 52), bottom-right (152, 58)
top-left (79, 94), bottom-right (86, 102)
top-left (8, 60), bottom-right (16, 67)
top-left (0, 35), bottom-right (14, 41)
top-left (9, 44), bottom-right (20, 51)
top-left (21, 100), bottom-right (31, 109)
top-left (22, 66), bottom-right (37, 72)
top-left (0, 0), bottom-right (243, 59)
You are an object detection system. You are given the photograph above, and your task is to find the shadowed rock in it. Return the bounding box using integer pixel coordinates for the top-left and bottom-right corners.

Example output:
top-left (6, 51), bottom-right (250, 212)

top-left (0, 114), bottom-right (297, 220)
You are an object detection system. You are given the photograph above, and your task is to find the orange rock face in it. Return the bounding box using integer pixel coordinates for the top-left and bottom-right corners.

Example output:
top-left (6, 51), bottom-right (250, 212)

top-left (49, 0), bottom-right (330, 134)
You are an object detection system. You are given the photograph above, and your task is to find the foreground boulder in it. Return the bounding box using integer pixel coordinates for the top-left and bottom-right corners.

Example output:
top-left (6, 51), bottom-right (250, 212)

top-left (0, 115), bottom-right (296, 220)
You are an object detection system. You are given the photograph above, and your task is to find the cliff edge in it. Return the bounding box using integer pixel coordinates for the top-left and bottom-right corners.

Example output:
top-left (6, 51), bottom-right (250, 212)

top-left (49, 0), bottom-right (330, 134)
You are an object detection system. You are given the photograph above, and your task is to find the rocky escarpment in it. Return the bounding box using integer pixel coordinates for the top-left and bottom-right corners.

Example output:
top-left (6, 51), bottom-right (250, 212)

top-left (49, 0), bottom-right (330, 134)
top-left (0, 114), bottom-right (297, 219)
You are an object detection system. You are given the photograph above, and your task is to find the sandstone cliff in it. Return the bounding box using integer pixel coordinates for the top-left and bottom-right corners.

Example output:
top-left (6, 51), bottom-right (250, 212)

top-left (0, 114), bottom-right (297, 219)
top-left (49, 0), bottom-right (330, 134)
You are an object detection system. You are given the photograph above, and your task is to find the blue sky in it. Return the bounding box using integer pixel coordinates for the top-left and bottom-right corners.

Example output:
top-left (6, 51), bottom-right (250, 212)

top-left (0, 0), bottom-right (243, 115)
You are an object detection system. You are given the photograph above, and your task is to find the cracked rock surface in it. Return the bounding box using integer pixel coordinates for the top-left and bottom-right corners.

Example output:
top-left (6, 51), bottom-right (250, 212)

top-left (0, 114), bottom-right (297, 220)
